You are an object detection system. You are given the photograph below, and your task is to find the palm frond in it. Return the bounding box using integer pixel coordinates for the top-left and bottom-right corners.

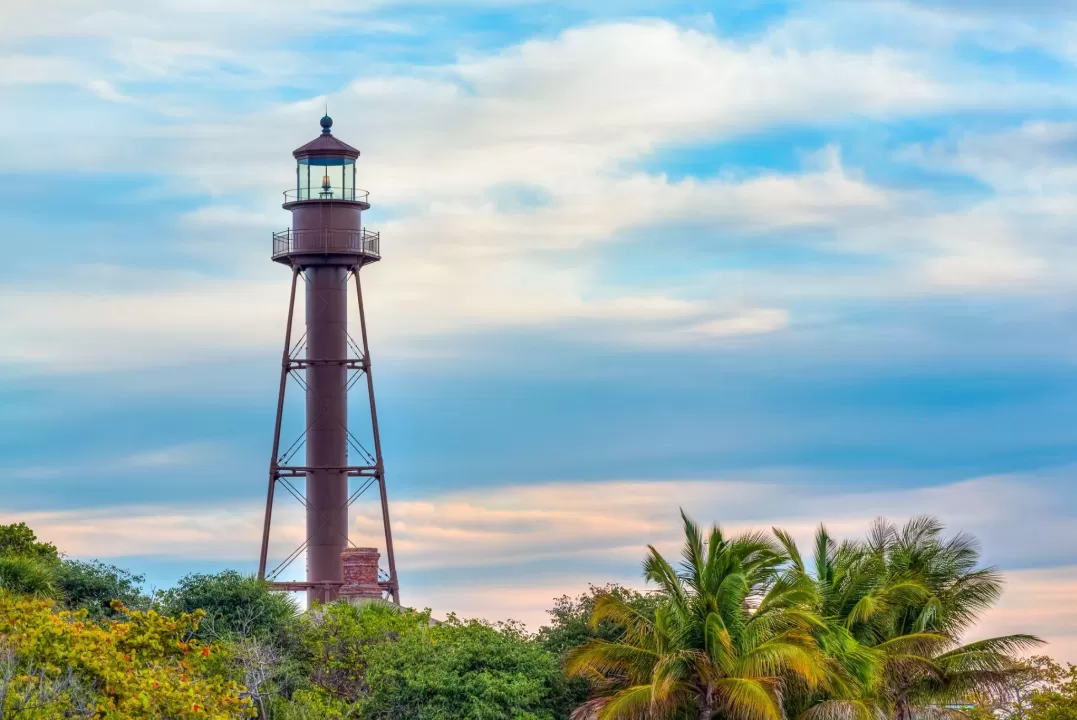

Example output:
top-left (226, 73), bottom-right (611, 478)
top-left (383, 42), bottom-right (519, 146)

top-left (566, 640), bottom-right (660, 683)
top-left (705, 611), bottom-right (737, 674)
top-left (874, 632), bottom-right (953, 657)
top-left (866, 518), bottom-right (896, 555)
top-left (653, 649), bottom-right (713, 702)
top-left (935, 634), bottom-right (1043, 663)
top-left (590, 593), bottom-right (658, 646)
top-left (774, 527), bottom-right (804, 573)
top-left (681, 509), bottom-right (707, 588)
top-left (734, 632), bottom-right (829, 689)
top-left (643, 545), bottom-right (689, 610)
top-left (572, 698), bottom-right (610, 720)
top-left (799, 699), bottom-right (882, 720)
top-left (716, 677), bottom-right (784, 720)
top-left (597, 685), bottom-right (660, 720)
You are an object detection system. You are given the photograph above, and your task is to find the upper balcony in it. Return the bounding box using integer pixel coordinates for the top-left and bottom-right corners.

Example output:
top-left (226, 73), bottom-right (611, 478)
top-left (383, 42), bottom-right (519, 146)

top-left (272, 228), bottom-right (380, 265)
top-left (283, 186), bottom-right (370, 204)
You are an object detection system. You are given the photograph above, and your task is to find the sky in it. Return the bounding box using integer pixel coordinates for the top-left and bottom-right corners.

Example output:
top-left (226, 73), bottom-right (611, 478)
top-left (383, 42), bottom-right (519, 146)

top-left (2, 0), bottom-right (1077, 658)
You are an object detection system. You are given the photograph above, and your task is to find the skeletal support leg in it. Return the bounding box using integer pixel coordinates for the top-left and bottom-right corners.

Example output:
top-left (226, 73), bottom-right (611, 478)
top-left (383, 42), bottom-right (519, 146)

top-left (354, 267), bottom-right (400, 603)
top-left (259, 266), bottom-right (300, 580)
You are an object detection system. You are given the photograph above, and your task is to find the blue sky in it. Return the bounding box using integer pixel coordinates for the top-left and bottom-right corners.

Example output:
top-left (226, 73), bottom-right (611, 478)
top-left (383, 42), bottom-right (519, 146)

top-left (3, 0), bottom-right (1077, 654)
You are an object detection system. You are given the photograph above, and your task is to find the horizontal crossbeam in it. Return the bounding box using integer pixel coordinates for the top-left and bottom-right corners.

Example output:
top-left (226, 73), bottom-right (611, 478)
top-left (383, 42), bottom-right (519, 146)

top-left (276, 465), bottom-right (379, 478)
top-left (268, 580), bottom-right (394, 592)
top-left (286, 358), bottom-right (367, 371)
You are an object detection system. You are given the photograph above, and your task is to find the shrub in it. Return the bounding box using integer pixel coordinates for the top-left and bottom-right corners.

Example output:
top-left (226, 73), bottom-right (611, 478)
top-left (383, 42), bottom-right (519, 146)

top-left (0, 523), bottom-right (60, 565)
top-left (0, 590), bottom-right (254, 718)
top-left (361, 613), bottom-right (572, 720)
top-left (161, 571), bottom-right (297, 641)
top-left (299, 600), bottom-right (426, 702)
top-left (55, 559), bottom-right (150, 619)
top-left (0, 555), bottom-right (58, 599)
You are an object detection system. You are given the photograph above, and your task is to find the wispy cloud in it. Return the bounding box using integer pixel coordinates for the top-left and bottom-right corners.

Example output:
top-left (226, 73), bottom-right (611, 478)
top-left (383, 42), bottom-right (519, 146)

top-left (5, 442), bottom-right (224, 480)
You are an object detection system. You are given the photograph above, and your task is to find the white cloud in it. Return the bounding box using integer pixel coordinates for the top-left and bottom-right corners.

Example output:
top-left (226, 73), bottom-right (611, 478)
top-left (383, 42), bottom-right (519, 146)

top-left (903, 121), bottom-right (1077, 195)
top-left (0, 261), bottom-right (793, 374)
top-left (0, 15), bottom-right (1074, 368)
top-left (773, 1), bottom-right (1077, 65)
top-left (924, 250), bottom-right (1045, 288)
top-left (891, 121), bottom-right (1077, 290)
top-left (0, 56), bottom-right (87, 85)
top-left (85, 79), bottom-right (135, 103)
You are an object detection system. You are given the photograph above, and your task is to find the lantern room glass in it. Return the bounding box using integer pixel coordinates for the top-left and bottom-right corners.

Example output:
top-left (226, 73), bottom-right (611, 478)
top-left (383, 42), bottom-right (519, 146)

top-left (296, 156), bottom-right (356, 201)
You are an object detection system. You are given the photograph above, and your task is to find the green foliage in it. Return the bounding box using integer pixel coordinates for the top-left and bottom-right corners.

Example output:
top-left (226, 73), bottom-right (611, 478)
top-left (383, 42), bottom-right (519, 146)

top-left (266, 688), bottom-right (359, 720)
top-left (287, 601), bottom-right (572, 719)
top-left (568, 510), bottom-right (830, 720)
top-left (299, 600), bottom-right (425, 702)
top-left (0, 645), bottom-right (96, 718)
top-left (161, 570), bottom-right (298, 641)
top-left (780, 516), bottom-right (1042, 720)
top-left (0, 591), bottom-right (254, 718)
top-left (1028, 660), bottom-right (1077, 720)
top-left (0, 522), bottom-right (60, 566)
top-left (0, 555), bottom-right (58, 599)
top-left (538, 584), bottom-right (664, 713)
top-left (360, 613), bottom-right (573, 720)
top-left (0, 518), bottom-right (1050, 720)
top-left (966, 656), bottom-right (1077, 720)
top-left (55, 559), bottom-right (150, 619)
top-left (538, 584), bottom-right (662, 657)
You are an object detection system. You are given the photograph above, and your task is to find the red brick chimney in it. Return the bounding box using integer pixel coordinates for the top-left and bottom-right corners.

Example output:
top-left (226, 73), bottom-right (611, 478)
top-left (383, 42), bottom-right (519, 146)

top-left (340, 547), bottom-right (382, 599)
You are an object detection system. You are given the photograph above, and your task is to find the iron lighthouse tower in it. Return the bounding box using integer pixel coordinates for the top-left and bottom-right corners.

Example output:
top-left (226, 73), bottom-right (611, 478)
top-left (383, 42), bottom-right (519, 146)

top-left (257, 115), bottom-right (399, 605)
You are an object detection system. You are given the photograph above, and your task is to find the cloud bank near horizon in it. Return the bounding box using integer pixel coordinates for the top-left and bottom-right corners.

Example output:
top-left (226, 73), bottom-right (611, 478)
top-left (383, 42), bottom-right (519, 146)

top-left (8, 468), bottom-right (1077, 657)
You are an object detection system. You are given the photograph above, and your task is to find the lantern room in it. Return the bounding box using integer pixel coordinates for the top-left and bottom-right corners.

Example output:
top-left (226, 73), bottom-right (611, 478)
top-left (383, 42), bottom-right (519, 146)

top-left (287, 115), bottom-right (367, 204)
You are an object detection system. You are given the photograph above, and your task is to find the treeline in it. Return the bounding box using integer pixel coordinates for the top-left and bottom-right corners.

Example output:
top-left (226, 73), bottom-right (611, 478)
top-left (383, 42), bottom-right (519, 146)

top-left (0, 516), bottom-right (1074, 720)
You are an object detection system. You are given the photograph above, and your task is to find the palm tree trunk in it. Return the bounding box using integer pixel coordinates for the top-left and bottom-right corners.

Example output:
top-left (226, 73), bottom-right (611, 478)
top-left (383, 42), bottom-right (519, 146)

top-left (699, 688), bottom-right (716, 720)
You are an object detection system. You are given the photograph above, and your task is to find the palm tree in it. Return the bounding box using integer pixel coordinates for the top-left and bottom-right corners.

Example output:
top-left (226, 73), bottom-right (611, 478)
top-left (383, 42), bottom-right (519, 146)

top-left (0, 554), bottom-right (58, 598)
top-left (776, 517), bottom-right (1042, 720)
top-left (567, 511), bottom-right (831, 720)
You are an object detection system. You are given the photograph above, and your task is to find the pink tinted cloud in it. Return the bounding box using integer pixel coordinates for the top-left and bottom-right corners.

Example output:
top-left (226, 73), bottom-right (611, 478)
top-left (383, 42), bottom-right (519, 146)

top-left (5, 470), bottom-right (1076, 658)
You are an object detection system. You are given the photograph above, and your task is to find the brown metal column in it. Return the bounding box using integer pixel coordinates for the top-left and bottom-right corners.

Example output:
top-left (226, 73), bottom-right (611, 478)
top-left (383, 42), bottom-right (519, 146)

top-left (304, 266), bottom-right (350, 603)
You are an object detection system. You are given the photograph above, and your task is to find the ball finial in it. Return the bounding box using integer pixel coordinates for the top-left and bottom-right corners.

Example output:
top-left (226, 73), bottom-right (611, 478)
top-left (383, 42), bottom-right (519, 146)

top-left (320, 114), bottom-right (333, 133)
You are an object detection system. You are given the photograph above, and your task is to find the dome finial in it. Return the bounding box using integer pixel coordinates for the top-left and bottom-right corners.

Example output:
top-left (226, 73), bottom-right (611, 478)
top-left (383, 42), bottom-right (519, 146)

top-left (320, 104), bottom-right (332, 133)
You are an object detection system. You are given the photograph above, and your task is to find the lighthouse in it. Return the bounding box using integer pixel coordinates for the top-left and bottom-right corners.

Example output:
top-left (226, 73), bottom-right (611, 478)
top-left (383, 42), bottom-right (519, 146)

top-left (256, 115), bottom-right (399, 605)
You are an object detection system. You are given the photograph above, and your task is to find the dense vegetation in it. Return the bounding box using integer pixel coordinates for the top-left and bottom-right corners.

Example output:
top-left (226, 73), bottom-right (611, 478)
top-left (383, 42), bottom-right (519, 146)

top-left (0, 517), bottom-right (1069, 720)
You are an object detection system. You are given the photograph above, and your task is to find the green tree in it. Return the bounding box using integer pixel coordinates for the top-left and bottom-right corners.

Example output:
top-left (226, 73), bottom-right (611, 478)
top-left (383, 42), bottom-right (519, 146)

top-left (161, 570), bottom-right (297, 641)
top-left (0, 522), bottom-right (60, 565)
top-left (567, 511), bottom-right (829, 720)
top-left (0, 590), bottom-right (254, 719)
top-left (55, 559), bottom-right (150, 619)
top-left (539, 584), bottom-right (664, 657)
top-left (777, 517), bottom-right (1042, 720)
top-left (1027, 660), bottom-right (1077, 720)
top-left (539, 584), bottom-right (665, 712)
top-left (361, 613), bottom-right (573, 720)
top-left (965, 656), bottom-right (1068, 720)
top-left (299, 600), bottom-right (425, 702)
